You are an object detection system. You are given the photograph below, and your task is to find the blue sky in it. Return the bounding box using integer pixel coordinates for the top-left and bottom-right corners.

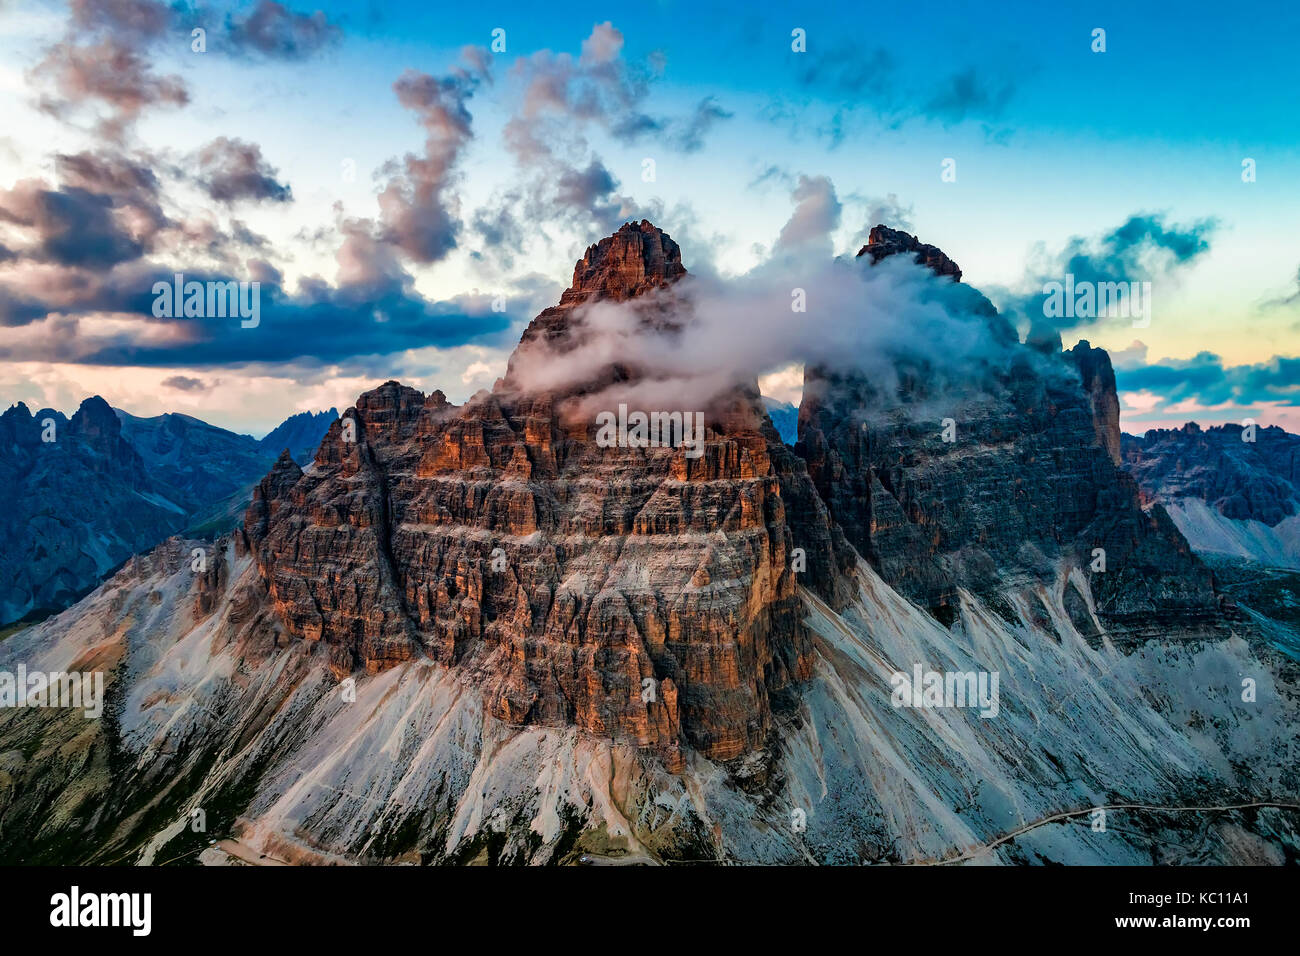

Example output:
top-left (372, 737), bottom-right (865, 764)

top-left (1, 0), bottom-right (1298, 434)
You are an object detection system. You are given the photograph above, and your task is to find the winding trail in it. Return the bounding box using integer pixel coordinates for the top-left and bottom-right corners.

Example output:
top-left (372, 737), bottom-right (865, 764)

top-left (916, 800), bottom-right (1300, 865)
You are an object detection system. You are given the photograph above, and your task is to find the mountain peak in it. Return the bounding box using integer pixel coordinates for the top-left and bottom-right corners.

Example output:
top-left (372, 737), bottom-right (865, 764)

top-left (857, 224), bottom-right (962, 281)
top-left (561, 219), bottom-right (685, 306)
top-left (504, 221), bottom-right (688, 392)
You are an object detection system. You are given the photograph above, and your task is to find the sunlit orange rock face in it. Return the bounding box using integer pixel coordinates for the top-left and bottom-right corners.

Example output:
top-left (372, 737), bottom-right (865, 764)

top-left (244, 220), bottom-right (850, 771)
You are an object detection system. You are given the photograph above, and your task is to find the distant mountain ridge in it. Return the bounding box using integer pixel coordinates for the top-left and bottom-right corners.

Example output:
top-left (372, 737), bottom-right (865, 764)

top-left (258, 408), bottom-right (340, 463)
top-left (1123, 422), bottom-right (1300, 567)
top-left (0, 399), bottom-right (336, 626)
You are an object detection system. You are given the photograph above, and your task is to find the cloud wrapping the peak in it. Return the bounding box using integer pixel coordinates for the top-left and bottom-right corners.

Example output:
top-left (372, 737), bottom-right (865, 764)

top-left (507, 244), bottom-right (1023, 416)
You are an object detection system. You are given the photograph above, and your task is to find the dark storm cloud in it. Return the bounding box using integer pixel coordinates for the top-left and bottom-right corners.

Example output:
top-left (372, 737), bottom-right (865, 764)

top-left (1119, 353), bottom-right (1300, 410)
top-left (0, 261), bottom-right (522, 367)
top-left (0, 180), bottom-right (145, 268)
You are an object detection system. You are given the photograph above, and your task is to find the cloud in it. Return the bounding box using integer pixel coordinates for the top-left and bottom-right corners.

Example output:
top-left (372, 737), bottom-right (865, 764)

top-left (748, 165), bottom-right (794, 191)
top-left (0, 147), bottom-right (176, 274)
top-left (783, 43), bottom-right (1023, 142)
top-left (224, 0), bottom-right (343, 59)
top-left (847, 192), bottom-right (914, 245)
top-left (797, 44), bottom-right (897, 103)
top-left (0, 179), bottom-right (146, 268)
top-left (671, 97), bottom-right (733, 152)
top-left (350, 48), bottom-right (491, 266)
top-left (1107, 339), bottom-right (1149, 370)
top-left (507, 20), bottom-right (664, 149)
top-left (195, 137), bottom-right (293, 204)
top-left (32, 38), bottom-right (189, 141)
top-left (0, 1), bottom-right (530, 383)
top-left (775, 175), bottom-right (841, 254)
top-left (924, 68), bottom-right (1016, 125)
top-left (472, 22), bottom-right (730, 258)
top-left (161, 374), bottom-right (209, 391)
top-left (506, 229), bottom-right (1025, 415)
top-left (1118, 352), bottom-right (1300, 411)
top-left (0, 265), bottom-right (521, 369)
top-left (994, 212), bottom-right (1219, 341)
top-left (30, 0), bottom-right (343, 141)
top-left (1260, 264), bottom-right (1300, 312)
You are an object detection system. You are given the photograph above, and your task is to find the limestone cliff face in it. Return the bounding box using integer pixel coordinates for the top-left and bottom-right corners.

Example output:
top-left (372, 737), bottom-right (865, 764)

top-left (241, 219), bottom-right (1232, 782)
top-left (244, 221), bottom-right (849, 770)
top-left (1066, 339), bottom-right (1123, 466)
top-left (798, 225), bottom-right (1227, 633)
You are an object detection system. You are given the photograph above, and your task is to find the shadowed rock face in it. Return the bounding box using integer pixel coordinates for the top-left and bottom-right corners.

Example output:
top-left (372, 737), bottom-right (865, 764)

top-left (798, 225), bottom-right (1228, 633)
top-left (1123, 422), bottom-right (1300, 526)
top-left (1067, 339), bottom-right (1123, 467)
top-left (244, 221), bottom-right (850, 770)
top-left (0, 397), bottom-right (180, 624)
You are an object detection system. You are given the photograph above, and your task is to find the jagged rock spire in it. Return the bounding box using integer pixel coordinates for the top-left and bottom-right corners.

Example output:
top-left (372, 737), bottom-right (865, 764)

top-left (858, 224), bottom-right (962, 281)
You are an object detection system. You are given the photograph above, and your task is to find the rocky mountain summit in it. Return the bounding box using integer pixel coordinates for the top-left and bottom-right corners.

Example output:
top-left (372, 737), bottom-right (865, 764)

top-left (797, 226), bottom-right (1224, 634)
top-left (257, 409), bottom-right (340, 465)
top-left (857, 223), bottom-right (963, 281)
top-left (243, 220), bottom-right (850, 770)
top-left (1, 222), bottom-right (1296, 866)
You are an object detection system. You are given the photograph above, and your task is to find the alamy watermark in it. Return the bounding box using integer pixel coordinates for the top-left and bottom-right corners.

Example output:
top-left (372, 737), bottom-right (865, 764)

top-left (0, 666), bottom-right (104, 718)
top-left (890, 665), bottom-right (999, 718)
top-left (152, 273), bottom-right (260, 328)
top-left (594, 404), bottom-right (705, 459)
top-left (1042, 274), bottom-right (1151, 328)
top-left (50, 886), bottom-right (150, 936)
